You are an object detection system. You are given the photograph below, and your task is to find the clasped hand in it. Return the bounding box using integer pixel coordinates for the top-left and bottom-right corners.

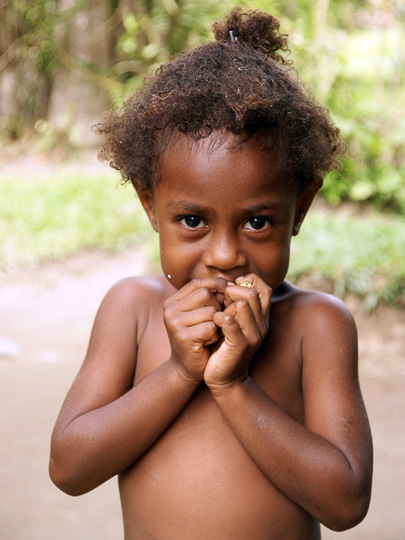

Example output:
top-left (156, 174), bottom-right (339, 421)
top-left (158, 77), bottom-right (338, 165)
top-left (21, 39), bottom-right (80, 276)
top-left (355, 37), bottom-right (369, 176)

top-left (163, 275), bottom-right (271, 391)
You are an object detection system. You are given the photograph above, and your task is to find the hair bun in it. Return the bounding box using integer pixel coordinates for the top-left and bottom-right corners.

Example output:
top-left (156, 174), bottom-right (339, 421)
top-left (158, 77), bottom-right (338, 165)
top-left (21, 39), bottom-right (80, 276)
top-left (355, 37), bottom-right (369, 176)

top-left (212, 7), bottom-right (289, 63)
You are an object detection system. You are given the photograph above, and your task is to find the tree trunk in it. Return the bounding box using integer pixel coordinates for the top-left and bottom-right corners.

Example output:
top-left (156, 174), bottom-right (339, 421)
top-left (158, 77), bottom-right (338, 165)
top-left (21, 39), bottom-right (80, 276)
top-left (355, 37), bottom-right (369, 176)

top-left (0, 4), bottom-right (51, 139)
top-left (47, 0), bottom-right (116, 146)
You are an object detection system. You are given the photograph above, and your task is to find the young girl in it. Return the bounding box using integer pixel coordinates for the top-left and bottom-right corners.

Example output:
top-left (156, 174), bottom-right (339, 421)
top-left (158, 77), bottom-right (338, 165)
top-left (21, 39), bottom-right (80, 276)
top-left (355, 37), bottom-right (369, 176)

top-left (50, 8), bottom-right (372, 539)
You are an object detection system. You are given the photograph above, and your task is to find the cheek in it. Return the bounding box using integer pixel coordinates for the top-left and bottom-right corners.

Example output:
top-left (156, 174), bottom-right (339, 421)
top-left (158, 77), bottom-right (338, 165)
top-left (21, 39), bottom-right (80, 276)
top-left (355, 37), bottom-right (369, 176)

top-left (276, 241), bottom-right (292, 282)
top-left (158, 234), bottom-right (198, 283)
top-left (255, 239), bottom-right (291, 285)
top-left (280, 244), bottom-right (291, 274)
top-left (158, 242), bottom-right (174, 276)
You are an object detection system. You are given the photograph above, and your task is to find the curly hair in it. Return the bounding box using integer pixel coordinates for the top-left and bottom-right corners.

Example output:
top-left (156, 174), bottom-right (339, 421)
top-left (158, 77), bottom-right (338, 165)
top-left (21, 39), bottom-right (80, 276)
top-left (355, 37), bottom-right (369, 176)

top-left (96, 7), bottom-right (345, 193)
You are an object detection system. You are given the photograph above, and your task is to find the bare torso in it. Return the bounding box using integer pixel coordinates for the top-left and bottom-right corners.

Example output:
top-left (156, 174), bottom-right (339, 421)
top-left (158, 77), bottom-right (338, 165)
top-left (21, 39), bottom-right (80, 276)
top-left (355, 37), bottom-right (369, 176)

top-left (119, 277), bottom-right (320, 539)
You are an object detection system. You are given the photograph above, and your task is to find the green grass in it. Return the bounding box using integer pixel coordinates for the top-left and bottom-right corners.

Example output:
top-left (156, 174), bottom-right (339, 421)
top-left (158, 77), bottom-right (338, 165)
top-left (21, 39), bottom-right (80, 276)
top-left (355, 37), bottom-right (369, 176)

top-left (288, 210), bottom-right (405, 310)
top-left (1, 166), bottom-right (404, 309)
top-left (0, 167), bottom-right (157, 270)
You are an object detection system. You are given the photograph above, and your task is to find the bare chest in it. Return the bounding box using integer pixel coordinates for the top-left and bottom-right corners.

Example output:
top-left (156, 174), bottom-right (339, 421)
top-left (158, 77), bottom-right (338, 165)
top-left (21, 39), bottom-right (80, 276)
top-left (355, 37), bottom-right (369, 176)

top-left (135, 309), bottom-right (304, 423)
top-left (119, 309), bottom-right (313, 538)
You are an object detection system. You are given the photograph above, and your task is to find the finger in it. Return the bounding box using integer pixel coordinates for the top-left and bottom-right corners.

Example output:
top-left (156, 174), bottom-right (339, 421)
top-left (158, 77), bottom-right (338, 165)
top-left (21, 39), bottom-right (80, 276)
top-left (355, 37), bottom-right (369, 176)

top-left (213, 311), bottom-right (245, 347)
top-left (169, 278), bottom-right (228, 302)
top-left (222, 300), bottom-right (261, 343)
top-left (165, 284), bottom-right (224, 314)
top-left (235, 274), bottom-right (272, 319)
top-left (172, 319), bottom-right (220, 350)
top-left (225, 281), bottom-right (269, 336)
top-left (188, 321), bottom-right (220, 347)
top-left (164, 304), bottom-right (219, 339)
top-left (225, 285), bottom-right (262, 325)
top-left (176, 306), bottom-right (218, 328)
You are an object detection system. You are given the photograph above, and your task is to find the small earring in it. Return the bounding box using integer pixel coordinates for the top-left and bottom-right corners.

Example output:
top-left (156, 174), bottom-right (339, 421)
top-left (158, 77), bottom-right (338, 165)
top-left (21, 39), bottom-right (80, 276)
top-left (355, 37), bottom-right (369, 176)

top-left (167, 274), bottom-right (172, 279)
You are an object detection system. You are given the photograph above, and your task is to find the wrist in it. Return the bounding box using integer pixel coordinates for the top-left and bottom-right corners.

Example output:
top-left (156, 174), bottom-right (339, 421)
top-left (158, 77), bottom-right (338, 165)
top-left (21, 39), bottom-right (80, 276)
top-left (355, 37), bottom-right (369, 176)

top-left (206, 373), bottom-right (249, 399)
top-left (167, 356), bottom-right (203, 389)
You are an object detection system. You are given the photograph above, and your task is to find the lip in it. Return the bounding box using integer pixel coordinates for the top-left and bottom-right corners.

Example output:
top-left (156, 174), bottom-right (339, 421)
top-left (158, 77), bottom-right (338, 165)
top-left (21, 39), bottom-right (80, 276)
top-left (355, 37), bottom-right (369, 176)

top-left (189, 273), bottom-right (237, 284)
top-left (216, 276), bottom-right (236, 284)
top-left (212, 273), bottom-right (246, 284)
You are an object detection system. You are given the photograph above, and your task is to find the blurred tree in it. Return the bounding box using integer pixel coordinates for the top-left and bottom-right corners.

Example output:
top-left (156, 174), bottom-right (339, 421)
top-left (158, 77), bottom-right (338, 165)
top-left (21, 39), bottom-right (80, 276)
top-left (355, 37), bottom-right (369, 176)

top-left (0, 0), bottom-right (404, 212)
top-left (0, 0), bottom-right (118, 146)
top-left (0, 0), bottom-right (59, 138)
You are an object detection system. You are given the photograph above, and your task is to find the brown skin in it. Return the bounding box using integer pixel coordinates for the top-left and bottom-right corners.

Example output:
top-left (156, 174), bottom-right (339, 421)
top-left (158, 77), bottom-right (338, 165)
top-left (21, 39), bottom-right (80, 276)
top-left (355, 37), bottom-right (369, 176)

top-left (50, 134), bottom-right (372, 539)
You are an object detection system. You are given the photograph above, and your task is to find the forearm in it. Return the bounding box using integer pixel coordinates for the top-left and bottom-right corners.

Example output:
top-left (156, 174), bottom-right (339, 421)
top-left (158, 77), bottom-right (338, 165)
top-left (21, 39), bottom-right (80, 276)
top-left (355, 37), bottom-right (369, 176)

top-left (211, 377), bottom-right (371, 530)
top-left (50, 359), bottom-right (199, 496)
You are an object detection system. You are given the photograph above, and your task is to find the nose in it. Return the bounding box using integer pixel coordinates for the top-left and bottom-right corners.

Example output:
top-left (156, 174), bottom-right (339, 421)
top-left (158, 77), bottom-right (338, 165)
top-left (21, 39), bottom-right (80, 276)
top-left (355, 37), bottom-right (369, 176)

top-left (203, 229), bottom-right (247, 272)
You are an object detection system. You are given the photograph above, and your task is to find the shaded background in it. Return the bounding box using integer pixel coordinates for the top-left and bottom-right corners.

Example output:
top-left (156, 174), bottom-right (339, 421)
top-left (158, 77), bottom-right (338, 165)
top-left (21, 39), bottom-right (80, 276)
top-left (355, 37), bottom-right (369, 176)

top-left (1, 1), bottom-right (404, 538)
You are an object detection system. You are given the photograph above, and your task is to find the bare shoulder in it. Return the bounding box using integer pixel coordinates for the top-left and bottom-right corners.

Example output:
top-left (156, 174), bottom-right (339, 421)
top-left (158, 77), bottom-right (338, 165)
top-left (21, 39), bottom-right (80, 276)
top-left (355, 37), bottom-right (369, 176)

top-left (273, 281), bottom-right (356, 339)
top-left (275, 282), bottom-right (362, 420)
top-left (84, 274), bottom-right (173, 376)
top-left (103, 274), bottom-right (172, 308)
top-left (98, 275), bottom-right (172, 329)
top-left (271, 281), bottom-right (359, 387)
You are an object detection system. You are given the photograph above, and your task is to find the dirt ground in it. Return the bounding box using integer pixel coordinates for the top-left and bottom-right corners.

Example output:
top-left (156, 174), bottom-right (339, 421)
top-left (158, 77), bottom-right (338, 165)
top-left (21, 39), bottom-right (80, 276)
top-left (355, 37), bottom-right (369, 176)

top-left (1, 247), bottom-right (404, 540)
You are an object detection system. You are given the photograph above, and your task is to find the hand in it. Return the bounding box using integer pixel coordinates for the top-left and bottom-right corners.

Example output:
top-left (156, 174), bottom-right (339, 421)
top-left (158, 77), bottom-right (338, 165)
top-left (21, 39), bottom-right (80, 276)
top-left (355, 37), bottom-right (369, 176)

top-left (204, 274), bottom-right (271, 391)
top-left (163, 278), bottom-right (228, 385)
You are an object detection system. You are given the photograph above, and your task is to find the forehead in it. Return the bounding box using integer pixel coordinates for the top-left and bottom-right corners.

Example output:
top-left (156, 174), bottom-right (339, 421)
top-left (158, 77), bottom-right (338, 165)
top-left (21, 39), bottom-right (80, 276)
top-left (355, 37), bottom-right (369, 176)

top-left (156, 133), bottom-right (293, 206)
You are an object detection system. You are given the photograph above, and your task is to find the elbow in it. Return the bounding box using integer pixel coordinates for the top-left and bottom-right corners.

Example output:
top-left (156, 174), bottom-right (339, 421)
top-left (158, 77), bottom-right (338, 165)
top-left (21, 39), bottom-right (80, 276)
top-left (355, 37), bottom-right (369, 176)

top-left (49, 428), bottom-right (102, 496)
top-left (320, 456), bottom-right (373, 532)
top-left (322, 490), bottom-right (371, 532)
top-left (49, 455), bottom-right (94, 497)
top-left (49, 461), bottom-right (83, 497)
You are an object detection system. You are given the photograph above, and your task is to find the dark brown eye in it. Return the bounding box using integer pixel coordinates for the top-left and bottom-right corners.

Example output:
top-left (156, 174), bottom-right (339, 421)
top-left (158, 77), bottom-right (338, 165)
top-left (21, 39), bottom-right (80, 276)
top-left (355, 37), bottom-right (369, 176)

top-left (181, 216), bottom-right (204, 228)
top-left (245, 217), bottom-right (268, 230)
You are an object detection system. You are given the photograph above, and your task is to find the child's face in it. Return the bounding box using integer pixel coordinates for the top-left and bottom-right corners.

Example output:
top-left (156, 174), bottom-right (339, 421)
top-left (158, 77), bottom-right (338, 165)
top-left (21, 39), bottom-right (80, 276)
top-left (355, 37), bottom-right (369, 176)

top-left (138, 133), bottom-right (318, 292)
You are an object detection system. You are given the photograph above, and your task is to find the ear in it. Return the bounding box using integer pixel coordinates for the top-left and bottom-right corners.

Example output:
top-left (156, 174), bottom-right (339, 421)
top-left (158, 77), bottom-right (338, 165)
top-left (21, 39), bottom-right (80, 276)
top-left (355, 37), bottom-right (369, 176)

top-left (292, 175), bottom-right (323, 236)
top-left (136, 188), bottom-right (158, 232)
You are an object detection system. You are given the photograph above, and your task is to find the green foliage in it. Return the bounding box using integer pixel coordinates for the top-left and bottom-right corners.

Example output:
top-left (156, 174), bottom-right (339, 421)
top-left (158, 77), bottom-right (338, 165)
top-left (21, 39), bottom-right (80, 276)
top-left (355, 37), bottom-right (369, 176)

top-left (288, 208), bottom-right (405, 310)
top-left (2, 0), bottom-right (405, 214)
top-left (224, 2), bottom-right (405, 215)
top-left (107, 0), bottom-right (405, 214)
top-left (110, 0), bottom-right (258, 103)
top-left (315, 29), bottom-right (405, 214)
top-left (9, 0), bottom-right (60, 73)
top-left (0, 0), bottom-right (90, 137)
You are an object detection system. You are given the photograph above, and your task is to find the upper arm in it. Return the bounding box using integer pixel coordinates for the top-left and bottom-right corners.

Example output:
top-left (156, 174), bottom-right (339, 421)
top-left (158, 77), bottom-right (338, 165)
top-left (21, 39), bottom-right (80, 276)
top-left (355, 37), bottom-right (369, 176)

top-left (301, 294), bottom-right (373, 483)
top-left (53, 277), bottom-right (148, 432)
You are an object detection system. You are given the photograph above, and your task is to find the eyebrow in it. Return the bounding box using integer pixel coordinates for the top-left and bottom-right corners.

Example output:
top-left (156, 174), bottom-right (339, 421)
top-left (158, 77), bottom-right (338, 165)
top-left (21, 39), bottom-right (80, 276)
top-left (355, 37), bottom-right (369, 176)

top-left (165, 201), bottom-right (209, 214)
top-left (240, 202), bottom-right (285, 214)
top-left (165, 200), bottom-right (285, 215)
